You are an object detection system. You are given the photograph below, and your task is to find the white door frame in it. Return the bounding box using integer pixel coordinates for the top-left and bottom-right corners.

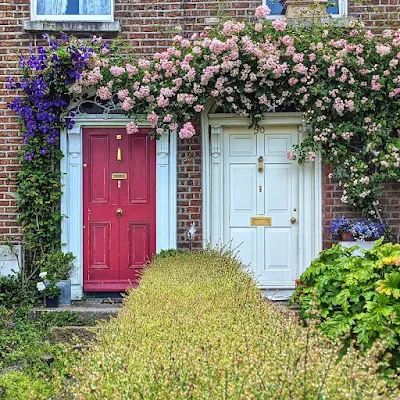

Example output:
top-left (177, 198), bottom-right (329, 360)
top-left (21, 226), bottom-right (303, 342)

top-left (60, 116), bottom-right (177, 300)
top-left (201, 111), bottom-right (322, 287)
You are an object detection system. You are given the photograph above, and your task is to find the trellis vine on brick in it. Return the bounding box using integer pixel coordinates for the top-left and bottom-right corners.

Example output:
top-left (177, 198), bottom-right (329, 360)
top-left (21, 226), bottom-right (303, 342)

top-left (7, 6), bottom-right (400, 260)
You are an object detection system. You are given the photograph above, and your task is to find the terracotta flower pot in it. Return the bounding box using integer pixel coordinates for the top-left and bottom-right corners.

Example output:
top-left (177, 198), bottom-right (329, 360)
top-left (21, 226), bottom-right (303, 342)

top-left (341, 232), bottom-right (354, 241)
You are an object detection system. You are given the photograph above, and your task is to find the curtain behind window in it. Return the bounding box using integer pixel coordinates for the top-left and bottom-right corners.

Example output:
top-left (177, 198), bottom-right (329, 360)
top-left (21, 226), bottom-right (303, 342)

top-left (81, 0), bottom-right (111, 15)
top-left (37, 0), bottom-right (111, 15)
top-left (37, 0), bottom-right (68, 15)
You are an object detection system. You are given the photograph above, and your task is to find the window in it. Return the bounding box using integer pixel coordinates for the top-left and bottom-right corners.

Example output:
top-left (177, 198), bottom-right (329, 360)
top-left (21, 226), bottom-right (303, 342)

top-left (32, 0), bottom-right (113, 22)
top-left (264, 0), bottom-right (347, 19)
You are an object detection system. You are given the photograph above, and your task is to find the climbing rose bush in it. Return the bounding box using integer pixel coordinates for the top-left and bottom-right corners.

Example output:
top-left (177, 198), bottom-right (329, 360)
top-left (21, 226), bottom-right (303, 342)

top-left (8, 9), bottom-right (400, 217)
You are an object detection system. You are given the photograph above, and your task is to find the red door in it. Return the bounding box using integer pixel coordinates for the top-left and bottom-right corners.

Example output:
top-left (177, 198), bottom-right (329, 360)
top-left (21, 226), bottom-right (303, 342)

top-left (83, 128), bottom-right (156, 292)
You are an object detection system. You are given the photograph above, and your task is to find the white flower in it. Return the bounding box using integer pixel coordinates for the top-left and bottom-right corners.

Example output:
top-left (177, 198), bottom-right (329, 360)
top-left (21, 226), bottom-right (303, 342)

top-left (39, 271), bottom-right (47, 279)
top-left (37, 282), bottom-right (46, 291)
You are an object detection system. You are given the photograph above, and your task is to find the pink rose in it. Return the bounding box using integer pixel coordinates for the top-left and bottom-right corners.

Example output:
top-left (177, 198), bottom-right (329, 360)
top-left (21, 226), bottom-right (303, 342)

top-left (254, 5), bottom-right (271, 19)
top-left (109, 66), bottom-right (126, 77)
top-left (126, 121), bottom-right (139, 135)
top-left (179, 122), bottom-right (196, 139)
top-left (117, 89), bottom-right (129, 101)
top-left (272, 19), bottom-right (287, 32)
top-left (96, 86), bottom-right (112, 100)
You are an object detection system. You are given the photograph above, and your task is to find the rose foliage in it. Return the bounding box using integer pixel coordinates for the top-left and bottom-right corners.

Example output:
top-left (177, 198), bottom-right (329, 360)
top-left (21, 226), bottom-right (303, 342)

top-left (7, 7), bottom-right (400, 258)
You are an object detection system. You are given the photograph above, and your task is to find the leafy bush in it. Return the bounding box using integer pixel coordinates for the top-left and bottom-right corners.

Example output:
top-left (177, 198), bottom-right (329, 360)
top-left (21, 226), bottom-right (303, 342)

top-left (36, 249), bottom-right (76, 281)
top-left (154, 248), bottom-right (188, 259)
top-left (0, 275), bottom-right (39, 309)
top-left (292, 239), bottom-right (400, 371)
top-left (0, 307), bottom-right (83, 399)
top-left (67, 249), bottom-right (399, 399)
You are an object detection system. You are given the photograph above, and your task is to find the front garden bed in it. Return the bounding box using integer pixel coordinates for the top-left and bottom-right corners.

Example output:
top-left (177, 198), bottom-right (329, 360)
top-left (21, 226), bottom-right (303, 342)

top-left (64, 249), bottom-right (399, 399)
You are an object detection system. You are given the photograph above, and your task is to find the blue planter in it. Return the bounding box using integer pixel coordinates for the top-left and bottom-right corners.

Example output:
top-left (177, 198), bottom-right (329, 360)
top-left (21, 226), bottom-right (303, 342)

top-left (55, 280), bottom-right (71, 306)
top-left (44, 295), bottom-right (59, 308)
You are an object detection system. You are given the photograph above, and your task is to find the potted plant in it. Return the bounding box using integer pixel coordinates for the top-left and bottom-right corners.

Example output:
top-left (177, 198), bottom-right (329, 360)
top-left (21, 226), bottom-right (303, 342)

top-left (331, 216), bottom-right (386, 254)
top-left (348, 220), bottom-right (386, 243)
top-left (37, 250), bottom-right (76, 306)
top-left (330, 216), bottom-right (352, 241)
top-left (37, 277), bottom-right (61, 308)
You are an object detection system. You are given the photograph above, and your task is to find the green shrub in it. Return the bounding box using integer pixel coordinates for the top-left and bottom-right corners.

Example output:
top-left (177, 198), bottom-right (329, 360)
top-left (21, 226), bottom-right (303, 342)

top-left (154, 248), bottom-right (188, 259)
top-left (0, 307), bottom-right (82, 399)
top-left (0, 275), bottom-right (39, 309)
top-left (36, 249), bottom-right (76, 281)
top-left (67, 249), bottom-right (399, 399)
top-left (292, 239), bottom-right (400, 371)
top-left (0, 371), bottom-right (54, 400)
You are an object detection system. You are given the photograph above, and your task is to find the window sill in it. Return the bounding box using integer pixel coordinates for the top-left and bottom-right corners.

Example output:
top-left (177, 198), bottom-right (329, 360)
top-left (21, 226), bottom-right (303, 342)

top-left (23, 20), bottom-right (121, 33)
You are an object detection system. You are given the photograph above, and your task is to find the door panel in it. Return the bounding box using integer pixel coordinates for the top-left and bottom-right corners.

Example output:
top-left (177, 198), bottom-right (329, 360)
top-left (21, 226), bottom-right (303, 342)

top-left (89, 223), bottom-right (111, 269)
top-left (128, 223), bottom-right (150, 267)
top-left (83, 128), bottom-right (156, 292)
top-left (128, 135), bottom-right (150, 204)
top-left (89, 135), bottom-right (110, 203)
top-left (263, 228), bottom-right (294, 283)
top-left (229, 227), bottom-right (257, 268)
top-left (224, 126), bottom-right (298, 288)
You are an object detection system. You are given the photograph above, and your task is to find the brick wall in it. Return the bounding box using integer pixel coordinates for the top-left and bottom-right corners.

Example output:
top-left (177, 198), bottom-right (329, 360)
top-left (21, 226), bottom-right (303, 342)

top-left (349, 0), bottom-right (400, 29)
top-left (1, 0), bottom-right (400, 250)
top-left (177, 124), bottom-right (203, 249)
top-left (322, 165), bottom-right (400, 249)
top-left (0, 0), bottom-right (32, 242)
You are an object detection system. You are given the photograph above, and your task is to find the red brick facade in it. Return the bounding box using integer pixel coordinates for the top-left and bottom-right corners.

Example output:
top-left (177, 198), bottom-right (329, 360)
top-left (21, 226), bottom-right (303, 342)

top-left (0, 1), bottom-right (400, 249)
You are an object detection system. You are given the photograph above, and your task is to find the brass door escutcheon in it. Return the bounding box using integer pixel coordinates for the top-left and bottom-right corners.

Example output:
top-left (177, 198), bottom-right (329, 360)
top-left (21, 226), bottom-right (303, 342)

top-left (117, 147), bottom-right (122, 162)
top-left (258, 156), bottom-right (264, 173)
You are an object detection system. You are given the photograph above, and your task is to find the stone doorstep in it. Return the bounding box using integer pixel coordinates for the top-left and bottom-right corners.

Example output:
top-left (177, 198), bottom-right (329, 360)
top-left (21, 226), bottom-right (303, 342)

top-left (30, 300), bottom-right (122, 325)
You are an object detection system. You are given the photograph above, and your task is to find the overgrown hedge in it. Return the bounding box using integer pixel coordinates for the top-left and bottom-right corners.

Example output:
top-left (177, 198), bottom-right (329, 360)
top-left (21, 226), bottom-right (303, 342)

top-left (67, 249), bottom-right (399, 399)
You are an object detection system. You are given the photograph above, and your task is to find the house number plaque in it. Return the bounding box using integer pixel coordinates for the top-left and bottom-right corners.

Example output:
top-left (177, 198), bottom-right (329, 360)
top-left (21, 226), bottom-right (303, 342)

top-left (111, 173), bottom-right (127, 180)
top-left (250, 217), bottom-right (272, 226)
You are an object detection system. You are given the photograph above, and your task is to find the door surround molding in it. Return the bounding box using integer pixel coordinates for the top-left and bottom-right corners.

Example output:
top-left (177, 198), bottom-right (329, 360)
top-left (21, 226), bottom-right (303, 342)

top-left (61, 116), bottom-right (177, 300)
top-left (201, 111), bottom-right (322, 288)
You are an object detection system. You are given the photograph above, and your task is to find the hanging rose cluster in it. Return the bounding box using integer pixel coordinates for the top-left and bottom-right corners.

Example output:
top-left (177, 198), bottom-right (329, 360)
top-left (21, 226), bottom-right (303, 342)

top-left (8, 6), bottom-right (400, 215)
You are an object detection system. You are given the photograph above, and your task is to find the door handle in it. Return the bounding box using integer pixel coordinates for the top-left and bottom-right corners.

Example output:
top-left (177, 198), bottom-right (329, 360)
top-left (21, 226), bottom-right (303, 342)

top-left (116, 208), bottom-right (123, 216)
top-left (290, 217), bottom-right (297, 224)
top-left (258, 156), bottom-right (264, 173)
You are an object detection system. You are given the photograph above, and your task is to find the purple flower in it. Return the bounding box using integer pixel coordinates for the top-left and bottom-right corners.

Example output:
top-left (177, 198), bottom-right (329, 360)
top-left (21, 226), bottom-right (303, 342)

top-left (349, 220), bottom-right (386, 241)
top-left (24, 152), bottom-right (34, 162)
top-left (330, 216), bottom-right (350, 234)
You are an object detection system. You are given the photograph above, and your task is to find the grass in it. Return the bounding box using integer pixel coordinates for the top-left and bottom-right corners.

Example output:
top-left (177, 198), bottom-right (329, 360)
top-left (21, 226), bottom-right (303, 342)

top-left (65, 248), bottom-right (399, 399)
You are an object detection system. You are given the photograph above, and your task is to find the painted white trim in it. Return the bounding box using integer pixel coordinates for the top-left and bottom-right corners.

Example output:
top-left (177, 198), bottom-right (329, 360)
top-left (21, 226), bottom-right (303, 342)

top-left (61, 116), bottom-right (177, 299)
top-left (31, 0), bottom-right (114, 22)
top-left (201, 112), bottom-right (323, 290)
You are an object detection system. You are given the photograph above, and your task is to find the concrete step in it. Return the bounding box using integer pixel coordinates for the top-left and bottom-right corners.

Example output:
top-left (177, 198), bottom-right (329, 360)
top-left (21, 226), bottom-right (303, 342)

top-left (30, 299), bottom-right (122, 325)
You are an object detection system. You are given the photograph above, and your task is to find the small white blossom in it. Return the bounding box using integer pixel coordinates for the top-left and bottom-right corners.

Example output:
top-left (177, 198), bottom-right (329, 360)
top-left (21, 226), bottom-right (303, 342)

top-left (37, 282), bottom-right (46, 291)
top-left (39, 271), bottom-right (47, 279)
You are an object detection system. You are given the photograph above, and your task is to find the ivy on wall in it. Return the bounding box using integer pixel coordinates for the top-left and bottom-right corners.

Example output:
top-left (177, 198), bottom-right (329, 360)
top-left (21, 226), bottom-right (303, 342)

top-left (7, 6), bottom-right (400, 263)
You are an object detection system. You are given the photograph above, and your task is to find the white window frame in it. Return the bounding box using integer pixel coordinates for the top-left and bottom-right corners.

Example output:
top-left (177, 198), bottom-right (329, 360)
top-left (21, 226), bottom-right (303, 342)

top-left (31, 0), bottom-right (114, 22)
top-left (263, 0), bottom-right (348, 19)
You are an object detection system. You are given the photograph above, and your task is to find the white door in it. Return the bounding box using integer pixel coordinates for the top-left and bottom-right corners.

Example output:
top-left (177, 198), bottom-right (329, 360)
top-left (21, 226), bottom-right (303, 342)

top-left (224, 126), bottom-right (299, 287)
